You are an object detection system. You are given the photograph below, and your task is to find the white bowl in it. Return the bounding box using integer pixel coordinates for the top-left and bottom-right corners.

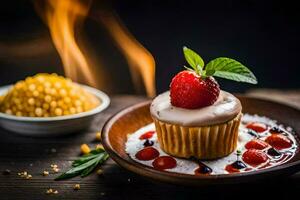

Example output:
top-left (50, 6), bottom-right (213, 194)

top-left (0, 85), bottom-right (110, 136)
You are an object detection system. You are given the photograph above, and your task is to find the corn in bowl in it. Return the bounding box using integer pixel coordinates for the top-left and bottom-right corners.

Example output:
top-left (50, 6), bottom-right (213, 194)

top-left (0, 74), bottom-right (101, 117)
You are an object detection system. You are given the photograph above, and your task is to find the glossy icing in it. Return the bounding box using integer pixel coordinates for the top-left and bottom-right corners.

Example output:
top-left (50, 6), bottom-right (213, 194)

top-left (150, 91), bottom-right (242, 126)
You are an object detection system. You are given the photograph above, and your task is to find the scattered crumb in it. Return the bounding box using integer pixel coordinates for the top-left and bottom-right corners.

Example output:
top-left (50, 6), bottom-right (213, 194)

top-left (2, 169), bottom-right (11, 175)
top-left (53, 168), bottom-right (60, 173)
top-left (100, 192), bottom-right (105, 196)
top-left (50, 164), bottom-right (58, 168)
top-left (42, 171), bottom-right (49, 176)
top-left (127, 178), bottom-right (131, 182)
top-left (46, 188), bottom-right (58, 195)
top-left (17, 171), bottom-right (32, 179)
top-left (73, 184), bottom-right (80, 190)
top-left (81, 144), bottom-right (91, 154)
top-left (96, 169), bottom-right (103, 175)
top-left (29, 163), bottom-right (33, 167)
top-left (50, 164), bottom-right (60, 173)
top-left (96, 132), bottom-right (101, 141)
top-left (26, 174), bottom-right (32, 179)
top-left (46, 188), bottom-right (53, 194)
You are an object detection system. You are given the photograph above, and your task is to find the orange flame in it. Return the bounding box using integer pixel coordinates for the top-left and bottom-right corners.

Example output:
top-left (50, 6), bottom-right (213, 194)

top-left (35, 0), bottom-right (156, 97)
top-left (35, 0), bottom-right (97, 87)
top-left (92, 12), bottom-right (156, 97)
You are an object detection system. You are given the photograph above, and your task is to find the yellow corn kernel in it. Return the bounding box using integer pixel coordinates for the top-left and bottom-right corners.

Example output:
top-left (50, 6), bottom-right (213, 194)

top-left (54, 108), bottom-right (62, 116)
top-left (59, 89), bottom-right (67, 96)
top-left (35, 108), bottom-right (43, 117)
top-left (42, 103), bottom-right (50, 110)
top-left (28, 98), bottom-right (35, 105)
top-left (33, 91), bottom-right (39, 97)
top-left (80, 144), bottom-right (90, 154)
top-left (28, 84), bottom-right (36, 91)
top-left (50, 101), bottom-right (57, 108)
top-left (76, 106), bottom-right (83, 113)
top-left (44, 95), bottom-right (52, 103)
top-left (95, 132), bottom-right (101, 141)
top-left (74, 184), bottom-right (80, 190)
top-left (16, 111), bottom-right (22, 116)
top-left (69, 107), bottom-right (76, 114)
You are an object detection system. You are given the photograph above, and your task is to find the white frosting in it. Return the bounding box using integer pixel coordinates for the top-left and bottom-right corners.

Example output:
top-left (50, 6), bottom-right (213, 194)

top-left (150, 90), bottom-right (242, 126)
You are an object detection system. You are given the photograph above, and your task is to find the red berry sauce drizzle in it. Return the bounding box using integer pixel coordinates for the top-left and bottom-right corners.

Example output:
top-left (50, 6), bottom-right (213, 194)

top-left (225, 121), bottom-right (298, 173)
top-left (126, 115), bottom-right (298, 175)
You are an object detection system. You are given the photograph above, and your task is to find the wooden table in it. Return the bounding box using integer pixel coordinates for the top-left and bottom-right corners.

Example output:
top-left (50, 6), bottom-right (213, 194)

top-left (0, 95), bottom-right (300, 200)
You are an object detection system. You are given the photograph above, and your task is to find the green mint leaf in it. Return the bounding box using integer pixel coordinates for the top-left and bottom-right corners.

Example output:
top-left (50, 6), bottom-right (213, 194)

top-left (72, 154), bottom-right (99, 167)
top-left (55, 157), bottom-right (98, 180)
top-left (183, 46), bottom-right (205, 71)
top-left (55, 151), bottom-right (109, 180)
top-left (81, 157), bottom-right (101, 177)
top-left (205, 57), bottom-right (257, 84)
top-left (80, 153), bottom-right (108, 177)
top-left (72, 148), bottom-right (106, 167)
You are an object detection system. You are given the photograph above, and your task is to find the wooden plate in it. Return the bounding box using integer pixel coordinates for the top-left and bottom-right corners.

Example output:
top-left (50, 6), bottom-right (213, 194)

top-left (102, 96), bottom-right (300, 186)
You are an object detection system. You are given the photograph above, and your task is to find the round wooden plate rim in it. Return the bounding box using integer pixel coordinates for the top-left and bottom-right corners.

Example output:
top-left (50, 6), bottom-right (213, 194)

top-left (102, 96), bottom-right (300, 183)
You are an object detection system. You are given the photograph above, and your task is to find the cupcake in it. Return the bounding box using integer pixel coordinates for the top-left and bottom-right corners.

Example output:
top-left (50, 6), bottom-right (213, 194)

top-left (150, 47), bottom-right (257, 159)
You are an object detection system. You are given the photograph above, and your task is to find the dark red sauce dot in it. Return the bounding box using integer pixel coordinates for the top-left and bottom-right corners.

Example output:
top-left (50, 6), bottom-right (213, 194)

top-left (152, 156), bottom-right (177, 170)
top-left (225, 164), bottom-right (240, 173)
top-left (143, 139), bottom-right (154, 147)
top-left (139, 131), bottom-right (155, 140)
top-left (267, 148), bottom-right (281, 157)
top-left (135, 147), bottom-right (159, 161)
top-left (194, 163), bottom-right (212, 175)
top-left (270, 127), bottom-right (284, 134)
top-left (225, 161), bottom-right (246, 173)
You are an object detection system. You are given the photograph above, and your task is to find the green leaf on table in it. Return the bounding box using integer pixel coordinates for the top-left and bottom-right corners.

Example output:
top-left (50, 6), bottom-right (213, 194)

top-left (55, 150), bottom-right (109, 180)
top-left (205, 57), bottom-right (257, 84)
top-left (72, 148), bottom-right (105, 167)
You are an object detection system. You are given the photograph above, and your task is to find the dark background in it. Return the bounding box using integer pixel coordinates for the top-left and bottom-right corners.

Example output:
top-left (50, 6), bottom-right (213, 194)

top-left (0, 0), bottom-right (299, 95)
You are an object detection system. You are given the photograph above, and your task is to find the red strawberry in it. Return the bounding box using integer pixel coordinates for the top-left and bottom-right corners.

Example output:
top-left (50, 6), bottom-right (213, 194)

top-left (152, 156), bottom-right (177, 170)
top-left (242, 149), bottom-right (268, 166)
top-left (170, 71), bottom-right (220, 109)
top-left (245, 139), bottom-right (269, 150)
top-left (246, 122), bottom-right (267, 133)
top-left (135, 147), bottom-right (159, 161)
top-left (265, 134), bottom-right (292, 150)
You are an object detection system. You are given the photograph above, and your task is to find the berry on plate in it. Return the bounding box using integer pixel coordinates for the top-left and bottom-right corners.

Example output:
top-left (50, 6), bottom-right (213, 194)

top-left (246, 122), bottom-right (267, 133)
top-left (152, 156), bottom-right (177, 170)
top-left (242, 149), bottom-right (268, 166)
top-left (265, 134), bottom-right (292, 150)
top-left (245, 139), bottom-right (269, 150)
top-left (135, 147), bottom-right (159, 161)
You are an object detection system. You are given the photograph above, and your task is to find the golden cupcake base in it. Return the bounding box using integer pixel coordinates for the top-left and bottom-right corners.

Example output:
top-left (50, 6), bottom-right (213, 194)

top-left (153, 113), bottom-right (242, 160)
